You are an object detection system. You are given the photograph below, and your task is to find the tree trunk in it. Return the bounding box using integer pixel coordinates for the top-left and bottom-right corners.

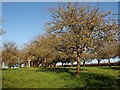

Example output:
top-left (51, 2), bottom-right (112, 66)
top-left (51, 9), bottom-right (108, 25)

top-left (54, 63), bottom-right (56, 67)
top-left (36, 61), bottom-right (40, 67)
top-left (83, 60), bottom-right (86, 67)
top-left (19, 64), bottom-right (21, 68)
top-left (8, 64), bottom-right (12, 68)
top-left (76, 53), bottom-right (81, 76)
top-left (41, 59), bottom-right (45, 67)
top-left (98, 59), bottom-right (100, 66)
top-left (71, 59), bottom-right (73, 67)
top-left (108, 58), bottom-right (111, 67)
top-left (33, 62), bottom-right (35, 67)
top-left (62, 61), bottom-right (64, 67)
top-left (42, 57), bottom-right (48, 68)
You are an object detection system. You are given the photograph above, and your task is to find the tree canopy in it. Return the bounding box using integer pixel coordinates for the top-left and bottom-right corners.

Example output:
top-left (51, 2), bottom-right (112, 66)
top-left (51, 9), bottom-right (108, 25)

top-left (46, 2), bottom-right (118, 75)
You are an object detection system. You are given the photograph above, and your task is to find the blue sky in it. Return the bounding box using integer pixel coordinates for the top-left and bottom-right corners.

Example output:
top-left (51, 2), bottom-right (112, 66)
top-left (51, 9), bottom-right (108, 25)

top-left (2, 2), bottom-right (57, 46)
top-left (2, 2), bottom-right (118, 46)
top-left (2, 0), bottom-right (120, 2)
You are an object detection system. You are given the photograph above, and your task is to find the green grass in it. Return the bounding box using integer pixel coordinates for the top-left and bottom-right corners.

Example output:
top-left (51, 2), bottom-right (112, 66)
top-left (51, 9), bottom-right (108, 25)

top-left (2, 66), bottom-right (120, 89)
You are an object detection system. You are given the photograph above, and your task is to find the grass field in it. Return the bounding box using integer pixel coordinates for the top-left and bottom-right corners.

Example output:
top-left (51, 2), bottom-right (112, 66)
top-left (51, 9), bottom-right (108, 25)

top-left (2, 66), bottom-right (120, 89)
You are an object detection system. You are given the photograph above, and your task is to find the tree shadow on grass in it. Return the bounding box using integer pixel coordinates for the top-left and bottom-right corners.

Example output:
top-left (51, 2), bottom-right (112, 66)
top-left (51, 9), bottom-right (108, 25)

top-left (36, 67), bottom-right (87, 76)
top-left (36, 67), bottom-right (69, 73)
top-left (2, 68), bottom-right (7, 70)
top-left (36, 67), bottom-right (88, 78)
top-left (100, 66), bottom-right (120, 70)
top-left (65, 72), bottom-right (120, 90)
top-left (36, 67), bottom-right (120, 89)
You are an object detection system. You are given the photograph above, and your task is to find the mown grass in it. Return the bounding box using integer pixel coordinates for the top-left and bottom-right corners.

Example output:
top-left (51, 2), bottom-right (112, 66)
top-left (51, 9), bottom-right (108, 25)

top-left (2, 66), bottom-right (120, 89)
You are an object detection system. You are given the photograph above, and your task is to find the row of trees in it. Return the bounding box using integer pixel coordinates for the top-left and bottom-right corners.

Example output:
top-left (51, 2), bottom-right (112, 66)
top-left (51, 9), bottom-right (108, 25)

top-left (2, 33), bottom-right (118, 69)
top-left (2, 3), bottom-right (119, 75)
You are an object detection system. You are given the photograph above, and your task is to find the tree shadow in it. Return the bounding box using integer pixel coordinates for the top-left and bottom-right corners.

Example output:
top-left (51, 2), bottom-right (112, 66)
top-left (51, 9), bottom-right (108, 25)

top-left (100, 66), bottom-right (120, 70)
top-left (36, 67), bottom-right (69, 73)
top-left (35, 67), bottom-right (120, 89)
top-left (2, 68), bottom-right (7, 70)
top-left (65, 72), bottom-right (120, 89)
top-left (36, 67), bottom-right (86, 73)
top-left (36, 67), bottom-right (87, 77)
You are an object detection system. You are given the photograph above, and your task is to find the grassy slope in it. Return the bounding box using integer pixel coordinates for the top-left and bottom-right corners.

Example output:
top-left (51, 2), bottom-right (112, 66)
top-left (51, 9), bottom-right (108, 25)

top-left (2, 66), bottom-right (120, 89)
